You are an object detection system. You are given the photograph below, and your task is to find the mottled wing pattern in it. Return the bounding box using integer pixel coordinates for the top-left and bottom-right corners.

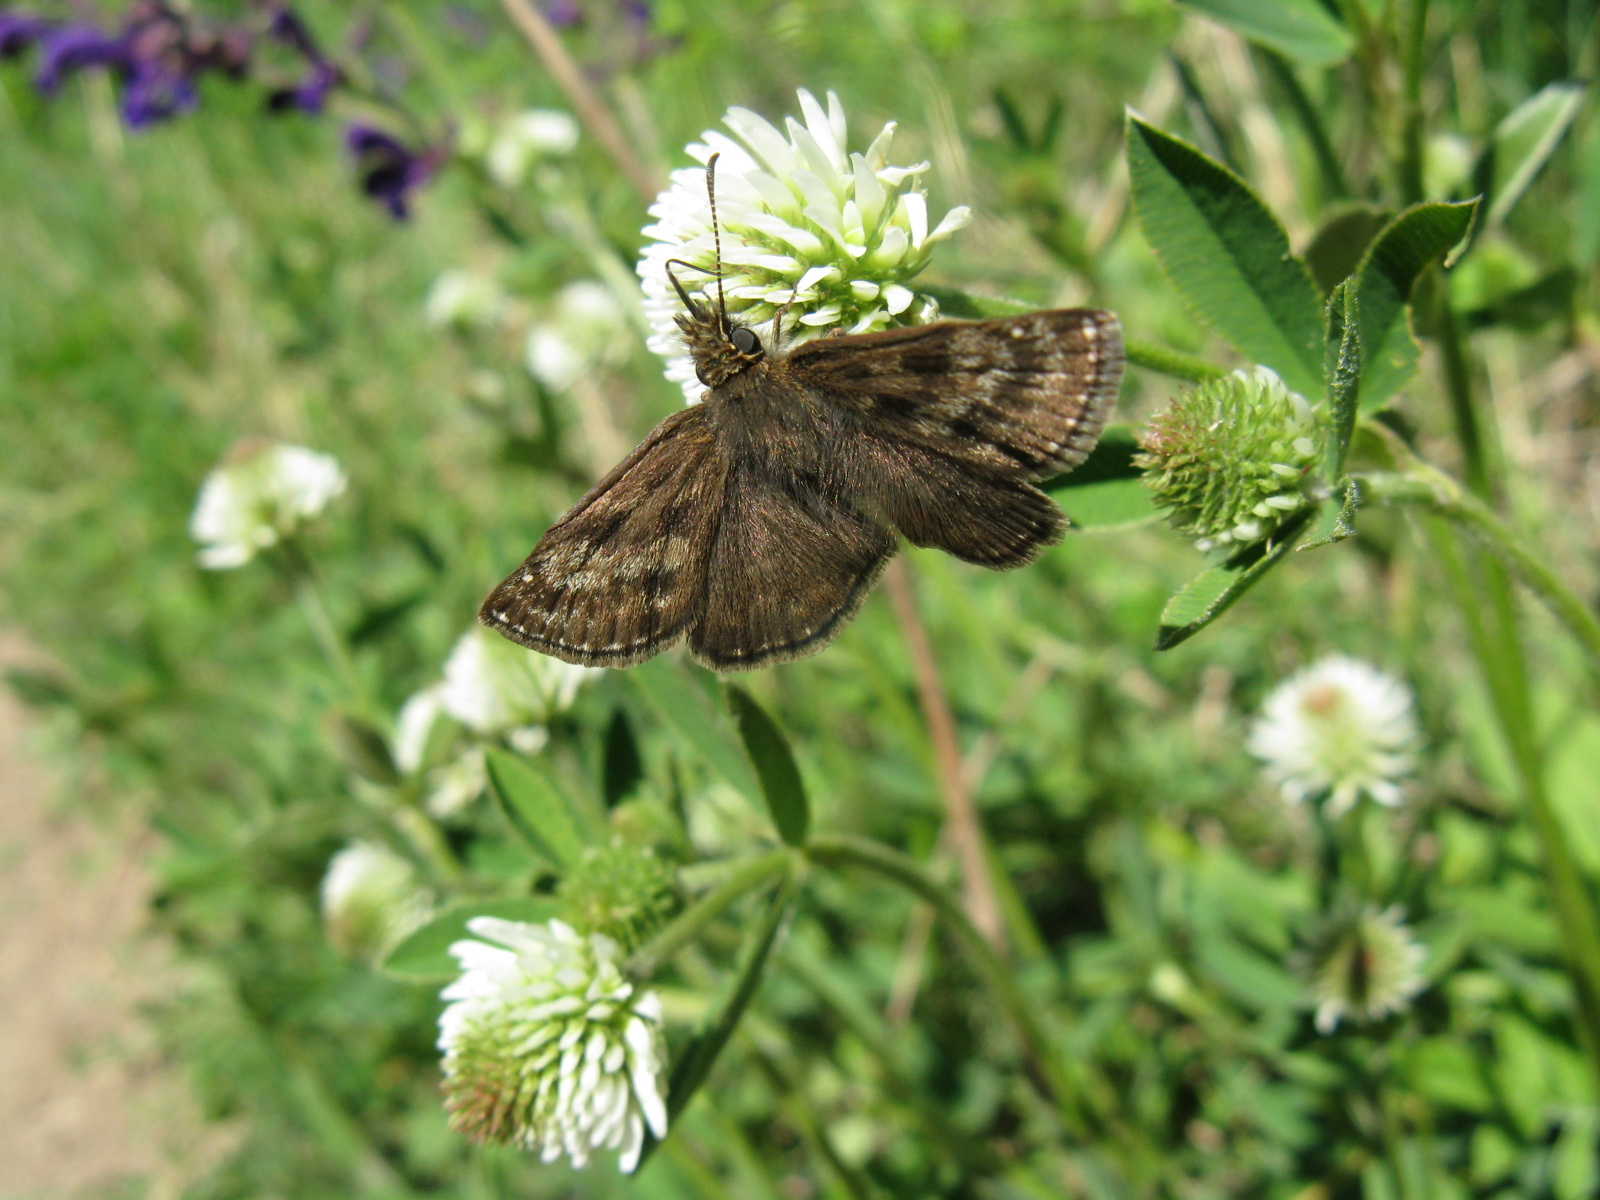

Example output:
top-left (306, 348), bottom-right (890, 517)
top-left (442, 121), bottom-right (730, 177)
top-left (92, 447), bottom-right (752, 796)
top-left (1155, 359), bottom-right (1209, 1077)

top-left (787, 309), bottom-right (1124, 480)
top-left (848, 436), bottom-right (1066, 568)
top-left (479, 405), bottom-right (725, 667)
top-left (688, 464), bottom-right (895, 671)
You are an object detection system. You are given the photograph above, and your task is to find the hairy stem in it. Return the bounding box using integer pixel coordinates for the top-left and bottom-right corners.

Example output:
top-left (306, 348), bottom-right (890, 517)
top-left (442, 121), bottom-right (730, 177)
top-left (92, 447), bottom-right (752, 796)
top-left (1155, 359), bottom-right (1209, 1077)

top-left (626, 850), bottom-right (791, 980)
top-left (495, 0), bottom-right (661, 201)
top-left (1255, 47), bottom-right (1349, 201)
top-left (882, 558), bottom-right (1007, 952)
top-left (805, 833), bottom-right (1082, 1129)
top-left (1123, 338), bottom-right (1224, 383)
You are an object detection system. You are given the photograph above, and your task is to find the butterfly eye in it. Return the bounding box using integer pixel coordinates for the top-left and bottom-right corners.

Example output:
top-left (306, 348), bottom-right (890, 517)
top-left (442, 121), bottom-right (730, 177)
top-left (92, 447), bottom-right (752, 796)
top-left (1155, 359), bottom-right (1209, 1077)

top-left (730, 326), bottom-right (761, 355)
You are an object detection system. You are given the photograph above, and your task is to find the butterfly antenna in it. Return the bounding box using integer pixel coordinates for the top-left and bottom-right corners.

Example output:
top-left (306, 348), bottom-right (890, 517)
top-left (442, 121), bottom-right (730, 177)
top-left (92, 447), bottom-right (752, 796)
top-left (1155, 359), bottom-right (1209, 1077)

top-left (664, 260), bottom-right (707, 321)
top-left (705, 152), bottom-right (727, 324)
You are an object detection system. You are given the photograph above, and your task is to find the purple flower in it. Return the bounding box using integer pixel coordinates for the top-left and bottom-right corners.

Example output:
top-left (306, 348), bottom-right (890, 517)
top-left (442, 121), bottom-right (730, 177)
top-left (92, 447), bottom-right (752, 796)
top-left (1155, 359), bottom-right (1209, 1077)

top-left (120, 58), bottom-right (196, 126)
top-left (345, 124), bottom-right (443, 219)
top-left (544, 0), bottom-right (581, 27)
top-left (0, 11), bottom-right (51, 58)
top-left (33, 24), bottom-right (129, 92)
top-left (265, 7), bottom-right (339, 115)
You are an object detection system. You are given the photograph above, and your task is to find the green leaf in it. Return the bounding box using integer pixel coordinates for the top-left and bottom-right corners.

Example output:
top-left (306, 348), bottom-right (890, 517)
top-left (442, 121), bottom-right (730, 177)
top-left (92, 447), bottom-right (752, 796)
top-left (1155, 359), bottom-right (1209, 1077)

top-left (1156, 508), bottom-right (1315, 650)
top-left (484, 748), bottom-right (590, 871)
top-left (629, 658), bottom-right (760, 801)
top-left (1323, 280), bottom-right (1361, 479)
top-left (1352, 200), bottom-right (1477, 411)
top-left (602, 708), bottom-right (644, 808)
top-left (1045, 425), bottom-right (1161, 529)
top-left (725, 685), bottom-right (809, 846)
top-left (1126, 113), bottom-right (1324, 397)
top-left (380, 896), bottom-right (562, 981)
top-left (1298, 477), bottom-right (1362, 552)
top-left (1302, 205), bottom-right (1391, 295)
top-left (1482, 81), bottom-right (1586, 227)
top-left (1177, 0), bottom-right (1353, 65)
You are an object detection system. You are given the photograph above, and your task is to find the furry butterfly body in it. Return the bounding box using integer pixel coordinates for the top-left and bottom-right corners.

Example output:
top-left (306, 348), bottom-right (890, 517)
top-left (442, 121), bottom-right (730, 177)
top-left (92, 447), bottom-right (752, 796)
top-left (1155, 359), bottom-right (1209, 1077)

top-left (479, 307), bottom-right (1124, 671)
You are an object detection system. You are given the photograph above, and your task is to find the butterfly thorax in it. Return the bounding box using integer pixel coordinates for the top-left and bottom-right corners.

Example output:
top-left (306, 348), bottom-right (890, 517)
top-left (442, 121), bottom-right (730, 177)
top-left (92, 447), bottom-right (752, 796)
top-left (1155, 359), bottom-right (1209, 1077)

top-left (677, 310), bottom-right (764, 389)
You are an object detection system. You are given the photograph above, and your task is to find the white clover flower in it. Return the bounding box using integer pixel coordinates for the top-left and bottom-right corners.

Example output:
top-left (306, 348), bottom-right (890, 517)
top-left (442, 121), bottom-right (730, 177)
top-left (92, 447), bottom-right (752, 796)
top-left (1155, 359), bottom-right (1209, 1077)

top-left (426, 270), bottom-right (508, 329)
top-left (1247, 655), bottom-right (1419, 817)
top-left (189, 442), bottom-right (347, 569)
top-left (639, 87), bottom-right (971, 402)
top-left (438, 627), bottom-right (601, 737)
top-left (424, 746), bottom-right (491, 819)
top-left (1309, 905), bottom-right (1426, 1034)
top-left (487, 108), bottom-right (581, 188)
top-left (320, 840), bottom-right (433, 961)
top-left (439, 917), bottom-right (668, 1171)
top-left (526, 281), bottom-right (633, 393)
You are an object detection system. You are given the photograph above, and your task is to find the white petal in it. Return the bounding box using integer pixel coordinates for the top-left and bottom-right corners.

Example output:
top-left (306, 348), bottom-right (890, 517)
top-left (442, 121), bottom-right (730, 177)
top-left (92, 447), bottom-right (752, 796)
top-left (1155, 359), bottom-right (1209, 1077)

top-left (926, 205), bottom-right (973, 244)
top-left (883, 284), bottom-right (914, 315)
top-left (897, 192), bottom-right (928, 248)
top-left (723, 106), bottom-right (797, 176)
top-left (852, 153), bottom-right (887, 228)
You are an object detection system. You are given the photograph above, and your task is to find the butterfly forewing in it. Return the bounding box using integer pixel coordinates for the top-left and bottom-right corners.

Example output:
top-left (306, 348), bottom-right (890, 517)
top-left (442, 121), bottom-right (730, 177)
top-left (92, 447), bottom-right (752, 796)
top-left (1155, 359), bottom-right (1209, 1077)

top-left (688, 465), bottom-right (894, 670)
top-left (787, 309), bottom-right (1123, 481)
top-left (479, 405), bottom-right (725, 667)
top-left (479, 307), bottom-right (1125, 672)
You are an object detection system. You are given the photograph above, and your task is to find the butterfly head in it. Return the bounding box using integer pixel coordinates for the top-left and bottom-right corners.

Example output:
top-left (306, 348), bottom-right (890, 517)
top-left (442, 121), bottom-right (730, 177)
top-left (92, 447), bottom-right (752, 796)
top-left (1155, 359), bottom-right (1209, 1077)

top-left (665, 151), bottom-right (769, 391)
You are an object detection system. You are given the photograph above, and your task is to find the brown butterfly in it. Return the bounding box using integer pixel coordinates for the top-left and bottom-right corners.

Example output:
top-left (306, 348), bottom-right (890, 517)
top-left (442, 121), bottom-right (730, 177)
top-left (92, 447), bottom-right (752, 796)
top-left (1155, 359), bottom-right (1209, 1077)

top-left (480, 161), bottom-right (1124, 672)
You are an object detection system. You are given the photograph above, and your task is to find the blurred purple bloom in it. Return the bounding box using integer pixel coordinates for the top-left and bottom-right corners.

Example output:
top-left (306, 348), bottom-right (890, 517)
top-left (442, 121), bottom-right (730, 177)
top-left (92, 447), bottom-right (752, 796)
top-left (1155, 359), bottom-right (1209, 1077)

top-left (621, 0), bottom-right (650, 27)
top-left (545, 0), bottom-right (581, 27)
top-left (266, 7), bottom-right (339, 114)
top-left (33, 23), bottom-right (129, 92)
top-left (120, 58), bottom-right (196, 126)
top-left (0, 11), bottom-right (51, 58)
top-left (345, 124), bottom-right (443, 219)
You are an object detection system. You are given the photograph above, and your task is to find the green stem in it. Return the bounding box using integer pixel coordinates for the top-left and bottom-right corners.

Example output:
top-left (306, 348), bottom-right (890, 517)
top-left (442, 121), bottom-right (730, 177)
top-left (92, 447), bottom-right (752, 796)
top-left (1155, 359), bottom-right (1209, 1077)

top-left (1123, 338), bottom-right (1224, 383)
top-left (747, 1042), bottom-right (875, 1200)
top-left (1398, 0), bottom-right (1431, 204)
top-left (291, 573), bottom-right (368, 712)
top-left (1255, 47), bottom-right (1350, 201)
top-left (627, 850), bottom-right (792, 980)
top-left (635, 865), bottom-right (801, 1170)
top-left (1355, 468), bottom-right (1600, 670)
top-left (804, 833), bottom-right (1083, 1130)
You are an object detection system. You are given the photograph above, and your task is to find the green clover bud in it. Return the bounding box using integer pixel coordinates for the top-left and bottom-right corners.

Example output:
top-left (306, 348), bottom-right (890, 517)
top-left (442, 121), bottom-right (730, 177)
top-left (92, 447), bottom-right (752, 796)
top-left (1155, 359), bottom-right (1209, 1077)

top-left (1303, 904), bottom-right (1426, 1034)
top-left (1137, 366), bottom-right (1323, 552)
top-left (558, 842), bottom-right (680, 955)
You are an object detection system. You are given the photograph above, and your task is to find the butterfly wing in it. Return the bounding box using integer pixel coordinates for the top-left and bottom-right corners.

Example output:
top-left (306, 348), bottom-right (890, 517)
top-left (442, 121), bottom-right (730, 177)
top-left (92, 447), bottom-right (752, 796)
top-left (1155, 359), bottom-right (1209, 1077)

top-left (688, 462), bottom-right (894, 672)
top-left (479, 405), bottom-right (725, 667)
top-left (786, 308), bottom-right (1123, 480)
top-left (784, 308), bottom-right (1122, 567)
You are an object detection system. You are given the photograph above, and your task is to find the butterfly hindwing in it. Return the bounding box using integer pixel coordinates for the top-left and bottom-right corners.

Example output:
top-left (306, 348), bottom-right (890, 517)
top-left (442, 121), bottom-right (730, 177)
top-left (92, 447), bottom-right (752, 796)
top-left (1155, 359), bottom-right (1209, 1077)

top-left (479, 405), bottom-right (725, 667)
top-left (786, 309), bottom-right (1123, 481)
top-left (688, 463), bottom-right (894, 671)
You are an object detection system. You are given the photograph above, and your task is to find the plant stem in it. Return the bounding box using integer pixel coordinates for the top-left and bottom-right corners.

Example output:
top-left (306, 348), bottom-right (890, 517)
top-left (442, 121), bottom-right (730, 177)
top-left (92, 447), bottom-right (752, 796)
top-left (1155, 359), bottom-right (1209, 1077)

top-left (805, 832), bottom-right (1083, 1130)
top-left (495, 0), bottom-right (661, 202)
top-left (1354, 468), bottom-right (1600, 671)
top-left (627, 850), bottom-right (792, 980)
top-left (1255, 47), bottom-right (1350, 201)
top-left (881, 558), bottom-right (1008, 952)
top-left (1398, 0), bottom-right (1431, 204)
top-left (638, 864), bottom-right (800, 1170)
top-left (1123, 337), bottom-right (1224, 383)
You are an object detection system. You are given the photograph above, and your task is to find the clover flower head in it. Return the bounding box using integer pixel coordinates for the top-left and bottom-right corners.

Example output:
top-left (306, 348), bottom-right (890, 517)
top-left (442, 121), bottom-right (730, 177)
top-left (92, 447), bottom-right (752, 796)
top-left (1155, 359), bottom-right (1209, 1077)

top-left (439, 917), bottom-right (668, 1171)
top-left (1247, 654), bottom-right (1418, 817)
top-left (526, 280), bottom-right (632, 393)
top-left (438, 627), bottom-right (601, 737)
top-left (487, 108), bottom-right (580, 187)
top-left (558, 844), bottom-right (679, 954)
top-left (638, 87), bottom-right (971, 402)
top-left (320, 839), bottom-right (432, 961)
top-left (1138, 365), bottom-right (1322, 552)
top-left (189, 441), bottom-right (346, 569)
top-left (1307, 904), bottom-right (1426, 1033)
